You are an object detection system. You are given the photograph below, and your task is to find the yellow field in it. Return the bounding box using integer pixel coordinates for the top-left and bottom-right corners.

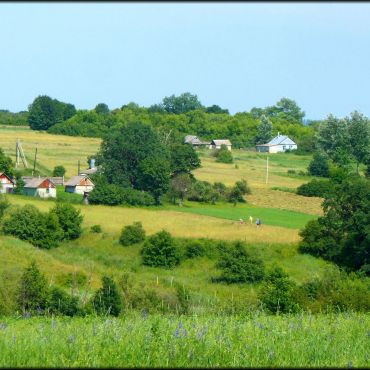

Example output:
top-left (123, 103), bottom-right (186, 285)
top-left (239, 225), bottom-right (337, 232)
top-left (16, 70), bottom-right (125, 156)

top-left (0, 126), bottom-right (101, 178)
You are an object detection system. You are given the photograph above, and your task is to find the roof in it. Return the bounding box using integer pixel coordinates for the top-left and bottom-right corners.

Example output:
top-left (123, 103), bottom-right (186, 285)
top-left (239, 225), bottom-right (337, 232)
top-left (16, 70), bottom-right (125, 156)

top-left (24, 177), bottom-right (55, 188)
top-left (65, 175), bottom-right (93, 187)
top-left (211, 139), bottom-right (232, 146)
top-left (266, 135), bottom-right (296, 146)
top-left (79, 167), bottom-right (98, 175)
top-left (184, 135), bottom-right (203, 145)
top-left (0, 173), bottom-right (15, 184)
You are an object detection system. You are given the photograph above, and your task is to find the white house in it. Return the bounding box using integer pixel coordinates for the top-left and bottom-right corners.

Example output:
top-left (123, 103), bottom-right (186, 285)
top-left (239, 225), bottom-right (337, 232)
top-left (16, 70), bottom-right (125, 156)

top-left (23, 177), bottom-right (57, 198)
top-left (209, 139), bottom-right (232, 151)
top-left (0, 173), bottom-right (15, 194)
top-left (65, 175), bottom-right (94, 195)
top-left (256, 134), bottom-right (297, 153)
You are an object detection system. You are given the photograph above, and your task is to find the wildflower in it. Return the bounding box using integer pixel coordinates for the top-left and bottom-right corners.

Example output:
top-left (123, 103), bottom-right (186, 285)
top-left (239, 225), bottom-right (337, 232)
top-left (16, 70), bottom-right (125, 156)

top-left (23, 312), bottom-right (31, 319)
top-left (268, 351), bottom-right (274, 360)
top-left (183, 329), bottom-right (188, 337)
top-left (256, 322), bottom-right (265, 330)
top-left (142, 309), bottom-right (148, 320)
top-left (12, 335), bottom-right (16, 343)
top-left (68, 335), bottom-right (75, 343)
top-left (347, 361), bottom-right (353, 368)
top-left (178, 322), bottom-right (183, 329)
top-left (188, 350), bottom-right (194, 360)
top-left (174, 328), bottom-right (180, 338)
top-left (51, 321), bottom-right (57, 329)
top-left (0, 322), bottom-right (7, 330)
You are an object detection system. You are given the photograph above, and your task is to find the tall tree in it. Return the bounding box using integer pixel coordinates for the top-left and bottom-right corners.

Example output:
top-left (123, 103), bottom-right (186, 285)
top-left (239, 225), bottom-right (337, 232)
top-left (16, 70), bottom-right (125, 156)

top-left (161, 92), bottom-right (204, 114)
top-left (0, 148), bottom-right (14, 176)
top-left (255, 115), bottom-right (273, 144)
top-left (95, 103), bottom-right (110, 114)
top-left (346, 111), bottom-right (370, 173)
top-left (170, 143), bottom-right (201, 175)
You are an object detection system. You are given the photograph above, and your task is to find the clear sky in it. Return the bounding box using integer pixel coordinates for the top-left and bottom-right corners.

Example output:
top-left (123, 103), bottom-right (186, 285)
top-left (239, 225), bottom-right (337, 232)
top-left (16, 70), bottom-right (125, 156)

top-left (1, 2), bottom-right (370, 119)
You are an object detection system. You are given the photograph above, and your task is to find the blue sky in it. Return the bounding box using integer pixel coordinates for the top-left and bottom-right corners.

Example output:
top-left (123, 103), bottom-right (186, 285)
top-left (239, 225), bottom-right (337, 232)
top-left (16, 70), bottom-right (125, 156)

top-left (1, 2), bottom-right (370, 119)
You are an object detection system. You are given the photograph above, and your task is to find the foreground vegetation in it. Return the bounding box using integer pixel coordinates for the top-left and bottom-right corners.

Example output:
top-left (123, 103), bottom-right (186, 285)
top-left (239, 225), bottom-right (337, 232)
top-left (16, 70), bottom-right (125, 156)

top-left (0, 313), bottom-right (368, 367)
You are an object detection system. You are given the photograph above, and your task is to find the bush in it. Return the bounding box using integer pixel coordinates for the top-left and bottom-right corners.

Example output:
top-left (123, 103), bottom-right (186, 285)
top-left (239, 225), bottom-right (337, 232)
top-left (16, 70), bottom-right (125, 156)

top-left (90, 224), bottom-right (102, 233)
top-left (258, 266), bottom-right (299, 313)
top-left (287, 169), bottom-right (296, 174)
top-left (2, 204), bottom-right (63, 249)
top-left (56, 271), bottom-right (87, 288)
top-left (213, 241), bottom-right (265, 284)
top-left (141, 230), bottom-right (180, 268)
top-left (92, 276), bottom-right (122, 316)
top-left (47, 287), bottom-right (81, 316)
top-left (52, 165), bottom-right (66, 177)
top-left (185, 241), bottom-right (206, 259)
top-left (121, 188), bottom-right (155, 206)
top-left (0, 195), bottom-right (10, 219)
top-left (88, 183), bottom-right (125, 206)
top-left (119, 222), bottom-right (146, 246)
top-left (17, 261), bottom-right (49, 314)
top-left (215, 145), bottom-right (233, 163)
top-left (234, 179), bottom-right (251, 195)
top-left (296, 179), bottom-right (333, 197)
top-left (50, 203), bottom-right (83, 240)
top-left (307, 152), bottom-right (329, 177)
top-left (188, 180), bottom-right (219, 203)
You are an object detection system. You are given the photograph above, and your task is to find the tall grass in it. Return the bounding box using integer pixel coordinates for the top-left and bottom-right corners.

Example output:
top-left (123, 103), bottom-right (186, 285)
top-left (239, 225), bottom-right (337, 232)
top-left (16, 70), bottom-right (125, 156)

top-left (0, 312), bottom-right (368, 367)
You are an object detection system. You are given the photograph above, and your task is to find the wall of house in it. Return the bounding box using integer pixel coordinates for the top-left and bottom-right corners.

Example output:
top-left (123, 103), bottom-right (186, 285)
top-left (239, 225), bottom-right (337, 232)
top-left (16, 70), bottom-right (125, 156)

top-left (256, 146), bottom-right (269, 153)
top-left (74, 185), bottom-right (94, 195)
top-left (0, 183), bottom-right (14, 194)
top-left (36, 188), bottom-right (56, 198)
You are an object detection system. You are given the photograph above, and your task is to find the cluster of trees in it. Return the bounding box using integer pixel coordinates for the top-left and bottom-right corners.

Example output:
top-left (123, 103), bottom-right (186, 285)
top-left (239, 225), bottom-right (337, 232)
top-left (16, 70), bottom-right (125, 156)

top-left (23, 93), bottom-right (316, 150)
top-left (1, 202), bottom-right (83, 249)
top-left (0, 110), bottom-right (28, 126)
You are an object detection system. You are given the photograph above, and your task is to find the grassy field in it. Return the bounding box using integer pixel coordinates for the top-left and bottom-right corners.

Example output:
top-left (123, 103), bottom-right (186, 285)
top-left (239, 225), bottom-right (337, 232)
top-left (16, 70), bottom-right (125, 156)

top-left (0, 313), bottom-right (368, 367)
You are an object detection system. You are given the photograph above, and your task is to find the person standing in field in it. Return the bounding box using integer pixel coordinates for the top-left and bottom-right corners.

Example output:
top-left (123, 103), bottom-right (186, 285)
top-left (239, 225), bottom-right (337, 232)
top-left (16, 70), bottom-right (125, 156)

top-left (249, 216), bottom-right (253, 225)
top-left (256, 218), bottom-right (261, 228)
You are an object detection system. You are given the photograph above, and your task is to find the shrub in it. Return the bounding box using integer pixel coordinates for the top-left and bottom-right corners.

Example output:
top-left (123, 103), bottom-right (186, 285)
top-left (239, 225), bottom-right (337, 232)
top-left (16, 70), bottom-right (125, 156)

top-left (50, 203), bottom-right (83, 240)
top-left (296, 179), bottom-right (333, 197)
top-left (185, 241), bottom-right (206, 259)
top-left (141, 230), bottom-right (180, 268)
top-left (175, 283), bottom-right (191, 314)
top-left (121, 188), bottom-right (155, 206)
top-left (258, 266), bottom-right (299, 314)
top-left (92, 276), bottom-right (122, 316)
top-left (88, 183), bottom-right (125, 206)
top-left (119, 222), bottom-right (146, 246)
top-left (0, 195), bottom-right (10, 219)
top-left (56, 271), bottom-right (88, 288)
top-left (47, 287), bottom-right (81, 316)
top-left (287, 169), bottom-right (296, 174)
top-left (90, 224), bottom-right (102, 233)
top-left (17, 261), bottom-right (49, 314)
top-left (308, 152), bottom-right (329, 177)
top-left (213, 241), bottom-right (265, 284)
top-left (215, 145), bottom-right (233, 163)
top-left (188, 180), bottom-right (219, 203)
top-left (2, 204), bottom-right (63, 249)
top-left (234, 179), bottom-right (251, 195)
top-left (52, 165), bottom-right (66, 177)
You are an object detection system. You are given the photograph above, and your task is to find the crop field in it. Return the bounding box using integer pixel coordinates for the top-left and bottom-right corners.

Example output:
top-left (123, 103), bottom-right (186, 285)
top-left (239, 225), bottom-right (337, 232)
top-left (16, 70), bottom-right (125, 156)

top-left (0, 313), bottom-right (368, 368)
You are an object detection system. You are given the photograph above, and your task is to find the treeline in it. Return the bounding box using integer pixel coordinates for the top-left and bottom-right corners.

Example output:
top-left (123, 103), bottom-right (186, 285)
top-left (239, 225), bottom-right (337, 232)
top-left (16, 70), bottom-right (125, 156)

top-left (0, 110), bottom-right (28, 126)
top-left (13, 93), bottom-right (317, 150)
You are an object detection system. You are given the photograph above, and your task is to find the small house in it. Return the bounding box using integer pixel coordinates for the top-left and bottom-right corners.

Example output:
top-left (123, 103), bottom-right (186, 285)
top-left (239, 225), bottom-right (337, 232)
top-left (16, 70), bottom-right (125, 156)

top-left (255, 134), bottom-right (297, 153)
top-left (23, 177), bottom-right (56, 198)
top-left (65, 175), bottom-right (94, 195)
top-left (184, 135), bottom-right (210, 148)
top-left (209, 139), bottom-right (232, 151)
top-left (0, 173), bottom-right (15, 194)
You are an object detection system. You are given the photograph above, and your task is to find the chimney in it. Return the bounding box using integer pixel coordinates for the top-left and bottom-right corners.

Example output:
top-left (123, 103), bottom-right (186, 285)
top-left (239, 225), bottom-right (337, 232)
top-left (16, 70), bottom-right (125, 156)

top-left (90, 158), bottom-right (95, 169)
top-left (278, 132), bottom-right (280, 137)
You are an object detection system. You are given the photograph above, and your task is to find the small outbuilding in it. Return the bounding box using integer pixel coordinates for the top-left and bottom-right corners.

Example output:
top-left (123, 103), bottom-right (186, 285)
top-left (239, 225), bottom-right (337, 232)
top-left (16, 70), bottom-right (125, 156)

top-left (65, 175), bottom-right (94, 195)
top-left (23, 177), bottom-right (56, 198)
top-left (184, 135), bottom-right (210, 148)
top-left (256, 134), bottom-right (297, 153)
top-left (209, 139), bottom-right (232, 151)
top-left (0, 172), bottom-right (15, 194)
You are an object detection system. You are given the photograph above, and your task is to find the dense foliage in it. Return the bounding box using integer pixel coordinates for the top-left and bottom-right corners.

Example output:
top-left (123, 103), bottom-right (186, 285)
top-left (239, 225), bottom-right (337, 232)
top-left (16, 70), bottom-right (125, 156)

top-left (296, 179), bottom-right (333, 197)
top-left (307, 152), bottom-right (330, 177)
top-left (52, 165), bottom-right (66, 177)
top-left (92, 276), bottom-right (122, 317)
top-left (0, 148), bottom-right (14, 177)
top-left (119, 221), bottom-right (146, 246)
top-left (50, 203), bottom-right (83, 240)
top-left (215, 144), bottom-right (233, 163)
top-left (0, 109), bottom-right (28, 126)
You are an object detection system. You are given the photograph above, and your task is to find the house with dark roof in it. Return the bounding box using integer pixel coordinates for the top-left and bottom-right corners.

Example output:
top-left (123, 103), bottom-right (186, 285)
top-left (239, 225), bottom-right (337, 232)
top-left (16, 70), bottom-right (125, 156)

top-left (184, 135), bottom-right (210, 148)
top-left (0, 173), bottom-right (15, 194)
top-left (209, 139), bottom-right (232, 151)
top-left (65, 175), bottom-right (94, 195)
top-left (255, 134), bottom-right (297, 153)
top-left (23, 177), bottom-right (56, 198)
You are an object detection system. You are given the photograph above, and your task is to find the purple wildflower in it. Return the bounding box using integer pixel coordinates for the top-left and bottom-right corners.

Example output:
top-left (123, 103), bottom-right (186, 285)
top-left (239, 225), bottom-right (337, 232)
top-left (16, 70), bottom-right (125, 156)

top-left (0, 322), bottom-right (7, 330)
top-left (142, 309), bottom-right (148, 320)
top-left (174, 328), bottom-right (180, 338)
top-left (23, 312), bottom-right (31, 319)
top-left (68, 335), bottom-right (75, 343)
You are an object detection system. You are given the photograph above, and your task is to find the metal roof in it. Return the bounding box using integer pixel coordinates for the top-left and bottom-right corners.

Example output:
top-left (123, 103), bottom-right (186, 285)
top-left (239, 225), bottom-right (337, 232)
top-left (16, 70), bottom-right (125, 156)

top-left (65, 175), bottom-right (93, 187)
top-left (24, 177), bottom-right (55, 188)
top-left (266, 135), bottom-right (296, 146)
top-left (211, 139), bottom-right (232, 146)
top-left (184, 135), bottom-right (203, 145)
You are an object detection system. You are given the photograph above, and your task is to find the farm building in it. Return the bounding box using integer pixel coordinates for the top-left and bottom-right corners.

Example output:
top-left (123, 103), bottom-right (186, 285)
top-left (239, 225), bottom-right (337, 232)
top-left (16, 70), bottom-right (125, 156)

top-left (256, 134), bottom-right (297, 153)
top-left (23, 177), bottom-right (56, 198)
top-left (0, 173), bottom-right (15, 194)
top-left (65, 175), bottom-right (94, 195)
top-left (184, 135), bottom-right (210, 148)
top-left (209, 139), bottom-right (232, 151)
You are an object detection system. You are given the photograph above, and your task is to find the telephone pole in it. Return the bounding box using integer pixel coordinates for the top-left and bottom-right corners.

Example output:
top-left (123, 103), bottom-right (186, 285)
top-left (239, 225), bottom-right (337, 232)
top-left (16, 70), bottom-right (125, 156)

top-left (266, 156), bottom-right (269, 184)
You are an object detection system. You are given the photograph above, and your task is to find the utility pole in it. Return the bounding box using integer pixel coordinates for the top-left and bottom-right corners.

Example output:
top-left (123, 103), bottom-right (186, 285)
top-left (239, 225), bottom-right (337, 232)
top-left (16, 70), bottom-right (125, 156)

top-left (266, 155), bottom-right (269, 184)
top-left (32, 147), bottom-right (38, 175)
top-left (78, 160), bottom-right (80, 175)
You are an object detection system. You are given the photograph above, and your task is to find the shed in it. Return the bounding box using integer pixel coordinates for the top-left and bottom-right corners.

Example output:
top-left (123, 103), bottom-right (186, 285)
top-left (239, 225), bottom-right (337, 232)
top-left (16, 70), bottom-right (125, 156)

top-left (0, 173), bottom-right (15, 194)
top-left (256, 134), bottom-right (297, 153)
top-left (23, 177), bottom-right (56, 198)
top-left (184, 135), bottom-right (210, 147)
top-left (65, 175), bottom-right (94, 195)
top-left (209, 139), bottom-right (232, 151)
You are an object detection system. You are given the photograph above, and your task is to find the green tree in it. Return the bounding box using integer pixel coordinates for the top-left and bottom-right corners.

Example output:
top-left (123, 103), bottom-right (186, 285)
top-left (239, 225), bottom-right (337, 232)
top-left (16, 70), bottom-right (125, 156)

top-left (214, 241), bottom-right (265, 284)
top-left (47, 286), bottom-right (81, 316)
top-left (52, 165), bottom-right (66, 177)
top-left (17, 261), bottom-right (48, 314)
top-left (28, 95), bottom-right (64, 130)
top-left (307, 151), bottom-right (330, 177)
top-left (346, 111), bottom-right (370, 173)
top-left (161, 92), bottom-right (204, 114)
top-left (13, 172), bottom-right (25, 194)
top-left (167, 172), bottom-right (193, 205)
top-left (92, 276), bottom-right (122, 316)
top-left (50, 203), bottom-right (83, 240)
top-left (94, 103), bottom-right (110, 114)
top-left (255, 115), bottom-right (273, 144)
top-left (206, 105), bottom-right (229, 114)
top-left (258, 266), bottom-right (298, 313)
top-left (266, 97), bottom-right (305, 123)
top-left (119, 221), bottom-right (146, 246)
top-left (0, 148), bottom-right (14, 177)
top-left (170, 143), bottom-right (201, 175)
top-left (215, 145), bottom-right (233, 163)
top-left (141, 230), bottom-right (180, 268)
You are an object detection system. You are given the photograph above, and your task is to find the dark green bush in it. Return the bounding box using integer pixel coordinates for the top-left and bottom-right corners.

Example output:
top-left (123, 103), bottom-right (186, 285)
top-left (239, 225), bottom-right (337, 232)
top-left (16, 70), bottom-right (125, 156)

top-left (296, 179), bottom-right (333, 197)
top-left (141, 230), bottom-right (180, 268)
top-left (92, 276), bottom-right (122, 316)
top-left (213, 241), bottom-right (265, 284)
top-left (88, 183), bottom-right (125, 205)
top-left (287, 169), bottom-right (296, 174)
top-left (90, 224), bottom-right (102, 233)
top-left (50, 203), bottom-right (83, 240)
top-left (308, 152), bottom-right (330, 177)
top-left (52, 165), bottom-right (66, 177)
top-left (121, 188), bottom-right (155, 206)
top-left (185, 241), bottom-right (206, 258)
top-left (215, 145), bottom-right (233, 163)
top-left (119, 221), bottom-right (146, 246)
top-left (47, 287), bottom-right (82, 316)
top-left (188, 180), bottom-right (219, 203)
